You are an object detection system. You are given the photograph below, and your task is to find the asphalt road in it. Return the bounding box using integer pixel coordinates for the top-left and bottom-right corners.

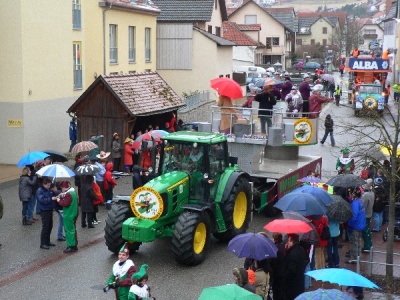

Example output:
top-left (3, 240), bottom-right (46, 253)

top-left (0, 72), bottom-right (388, 299)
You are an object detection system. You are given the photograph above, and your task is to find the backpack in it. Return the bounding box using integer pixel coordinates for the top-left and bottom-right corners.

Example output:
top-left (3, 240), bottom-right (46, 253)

top-left (321, 225), bottom-right (331, 240)
top-left (91, 182), bottom-right (104, 205)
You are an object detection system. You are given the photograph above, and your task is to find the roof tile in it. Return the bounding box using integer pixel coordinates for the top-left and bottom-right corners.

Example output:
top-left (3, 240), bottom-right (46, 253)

top-left (222, 21), bottom-right (259, 46)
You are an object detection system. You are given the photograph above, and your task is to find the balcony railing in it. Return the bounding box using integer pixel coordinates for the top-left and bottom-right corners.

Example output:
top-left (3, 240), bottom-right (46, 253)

top-left (74, 65), bottom-right (82, 89)
top-left (363, 33), bottom-right (378, 39)
top-left (110, 47), bottom-right (118, 63)
top-left (72, 4), bottom-right (81, 30)
top-left (129, 48), bottom-right (136, 63)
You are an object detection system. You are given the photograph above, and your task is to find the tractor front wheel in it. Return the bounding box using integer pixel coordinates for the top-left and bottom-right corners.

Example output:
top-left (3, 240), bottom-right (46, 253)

top-left (171, 211), bottom-right (211, 266)
top-left (213, 177), bottom-right (252, 242)
top-left (105, 201), bottom-right (140, 254)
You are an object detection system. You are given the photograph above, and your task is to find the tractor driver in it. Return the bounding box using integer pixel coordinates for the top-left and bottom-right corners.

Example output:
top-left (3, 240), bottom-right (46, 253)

top-left (189, 145), bottom-right (203, 171)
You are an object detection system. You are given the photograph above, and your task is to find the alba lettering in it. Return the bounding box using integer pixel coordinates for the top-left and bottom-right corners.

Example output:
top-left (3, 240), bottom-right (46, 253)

top-left (352, 61), bottom-right (379, 70)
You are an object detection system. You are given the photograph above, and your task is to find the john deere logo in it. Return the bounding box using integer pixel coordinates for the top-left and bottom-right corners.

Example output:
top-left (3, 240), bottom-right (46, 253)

top-left (293, 118), bottom-right (313, 144)
top-left (130, 187), bottom-right (163, 220)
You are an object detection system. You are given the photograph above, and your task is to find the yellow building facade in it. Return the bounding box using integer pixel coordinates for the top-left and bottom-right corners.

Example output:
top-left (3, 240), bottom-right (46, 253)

top-left (0, 0), bottom-right (159, 164)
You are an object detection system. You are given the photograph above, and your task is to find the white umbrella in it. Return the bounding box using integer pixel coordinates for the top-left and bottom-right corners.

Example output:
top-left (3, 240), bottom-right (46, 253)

top-left (274, 62), bottom-right (282, 66)
top-left (36, 164), bottom-right (75, 178)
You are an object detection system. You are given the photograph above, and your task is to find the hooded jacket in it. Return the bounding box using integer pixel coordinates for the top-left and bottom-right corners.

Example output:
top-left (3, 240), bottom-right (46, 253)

top-left (233, 268), bottom-right (256, 293)
top-left (104, 162), bottom-right (117, 191)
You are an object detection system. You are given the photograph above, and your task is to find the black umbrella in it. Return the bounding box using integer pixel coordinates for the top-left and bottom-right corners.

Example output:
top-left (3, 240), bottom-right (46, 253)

top-left (74, 164), bottom-right (100, 175)
top-left (326, 195), bottom-right (353, 223)
top-left (281, 211), bottom-right (320, 245)
top-left (43, 150), bottom-right (68, 163)
top-left (326, 174), bottom-right (366, 188)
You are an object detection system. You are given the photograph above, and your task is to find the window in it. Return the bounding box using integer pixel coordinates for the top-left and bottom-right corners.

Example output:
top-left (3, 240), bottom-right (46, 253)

top-left (225, 74), bottom-right (230, 78)
top-left (365, 29), bottom-right (376, 34)
top-left (109, 24), bottom-right (118, 63)
top-left (322, 39), bottom-right (327, 46)
top-left (145, 28), bottom-right (151, 62)
top-left (208, 25), bottom-right (212, 33)
top-left (72, 0), bottom-right (81, 30)
top-left (322, 27), bottom-right (327, 34)
top-left (296, 39), bottom-right (302, 45)
top-left (266, 37), bottom-right (280, 48)
top-left (215, 27), bottom-right (221, 37)
top-left (245, 15), bottom-right (257, 24)
top-left (128, 26), bottom-right (136, 62)
top-left (73, 42), bottom-right (82, 89)
top-left (311, 39), bottom-right (315, 45)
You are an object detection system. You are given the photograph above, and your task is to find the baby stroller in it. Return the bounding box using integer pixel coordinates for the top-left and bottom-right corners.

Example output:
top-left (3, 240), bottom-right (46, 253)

top-left (383, 202), bottom-right (400, 242)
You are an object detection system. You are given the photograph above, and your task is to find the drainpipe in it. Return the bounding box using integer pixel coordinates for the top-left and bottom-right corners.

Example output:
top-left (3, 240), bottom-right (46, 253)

top-left (100, 2), bottom-right (112, 76)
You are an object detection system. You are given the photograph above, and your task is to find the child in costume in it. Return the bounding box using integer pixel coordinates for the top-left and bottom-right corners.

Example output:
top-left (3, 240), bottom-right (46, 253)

top-left (128, 264), bottom-right (155, 300)
top-left (336, 147), bottom-right (355, 174)
top-left (106, 243), bottom-right (136, 300)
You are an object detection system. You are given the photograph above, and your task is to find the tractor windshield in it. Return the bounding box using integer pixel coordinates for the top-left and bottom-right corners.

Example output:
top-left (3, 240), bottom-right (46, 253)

top-left (162, 142), bottom-right (205, 174)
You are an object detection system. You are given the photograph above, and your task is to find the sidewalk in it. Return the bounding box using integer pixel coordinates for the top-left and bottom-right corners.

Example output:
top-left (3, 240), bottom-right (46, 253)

top-left (0, 164), bottom-right (21, 184)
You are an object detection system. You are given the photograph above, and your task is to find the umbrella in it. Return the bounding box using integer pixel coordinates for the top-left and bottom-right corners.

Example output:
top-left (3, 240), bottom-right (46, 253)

top-left (304, 62), bottom-right (321, 69)
top-left (326, 195), bottom-right (353, 222)
top-left (17, 151), bottom-right (50, 168)
top-left (264, 219), bottom-right (313, 234)
top-left (264, 78), bottom-right (283, 86)
top-left (227, 232), bottom-right (278, 260)
top-left (379, 144), bottom-right (400, 156)
top-left (71, 141), bottom-right (98, 153)
top-left (135, 132), bottom-right (162, 143)
top-left (210, 77), bottom-right (243, 99)
top-left (321, 74), bottom-right (335, 83)
top-left (266, 67), bottom-right (275, 72)
top-left (305, 268), bottom-right (380, 289)
top-left (313, 84), bottom-right (324, 91)
top-left (326, 174), bottom-right (366, 188)
top-left (74, 164), bottom-right (100, 175)
top-left (295, 288), bottom-right (354, 300)
top-left (273, 192), bottom-right (326, 216)
top-left (292, 186), bottom-right (333, 208)
top-left (42, 150), bottom-right (68, 163)
top-left (298, 176), bottom-right (322, 183)
top-left (198, 284), bottom-right (262, 300)
top-left (354, 147), bottom-right (386, 162)
top-left (153, 129), bottom-right (169, 136)
top-left (274, 62), bottom-right (282, 66)
top-left (281, 211), bottom-right (319, 245)
top-left (36, 164), bottom-right (75, 178)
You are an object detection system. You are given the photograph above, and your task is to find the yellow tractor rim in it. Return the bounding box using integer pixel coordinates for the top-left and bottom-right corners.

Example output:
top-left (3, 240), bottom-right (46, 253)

top-left (193, 222), bottom-right (206, 254)
top-left (233, 191), bottom-right (247, 229)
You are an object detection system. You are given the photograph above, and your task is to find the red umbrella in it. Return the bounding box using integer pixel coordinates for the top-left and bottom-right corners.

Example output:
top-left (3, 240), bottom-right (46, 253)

top-left (210, 77), bottom-right (243, 99)
top-left (264, 219), bottom-right (313, 234)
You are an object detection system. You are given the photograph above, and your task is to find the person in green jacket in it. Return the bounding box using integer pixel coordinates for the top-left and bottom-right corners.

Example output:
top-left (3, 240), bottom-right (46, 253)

top-left (56, 181), bottom-right (79, 253)
top-left (89, 134), bottom-right (104, 162)
top-left (107, 244), bottom-right (136, 300)
top-left (128, 264), bottom-right (155, 300)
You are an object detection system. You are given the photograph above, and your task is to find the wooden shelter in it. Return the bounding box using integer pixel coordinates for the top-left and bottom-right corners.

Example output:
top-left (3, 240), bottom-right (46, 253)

top-left (67, 72), bottom-right (185, 153)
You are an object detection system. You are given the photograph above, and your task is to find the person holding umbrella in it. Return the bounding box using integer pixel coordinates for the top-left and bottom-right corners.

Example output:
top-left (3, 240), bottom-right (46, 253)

top-left (361, 179), bottom-right (375, 252)
top-left (216, 94), bottom-right (237, 134)
top-left (299, 74), bottom-right (312, 114)
top-left (346, 187), bottom-right (366, 264)
top-left (254, 85), bottom-right (277, 136)
top-left (19, 167), bottom-right (37, 225)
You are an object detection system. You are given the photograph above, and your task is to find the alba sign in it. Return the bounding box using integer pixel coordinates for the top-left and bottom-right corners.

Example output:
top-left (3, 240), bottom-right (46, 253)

top-left (348, 58), bottom-right (390, 71)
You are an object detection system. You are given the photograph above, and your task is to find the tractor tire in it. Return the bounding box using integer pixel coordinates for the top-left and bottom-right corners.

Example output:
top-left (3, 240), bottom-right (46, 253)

top-left (213, 177), bottom-right (252, 242)
top-left (171, 211), bottom-right (211, 266)
top-left (104, 201), bottom-right (139, 254)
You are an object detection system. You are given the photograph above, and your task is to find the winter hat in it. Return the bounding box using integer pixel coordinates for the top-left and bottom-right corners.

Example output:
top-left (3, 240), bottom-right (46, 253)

top-left (341, 147), bottom-right (350, 154)
top-left (120, 242), bottom-right (130, 256)
top-left (96, 151), bottom-right (111, 159)
top-left (131, 264), bottom-right (149, 281)
top-left (60, 181), bottom-right (70, 189)
top-left (124, 137), bottom-right (133, 144)
top-left (304, 74), bottom-right (310, 79)
top-left (113, 132), bottom-right (119, 138)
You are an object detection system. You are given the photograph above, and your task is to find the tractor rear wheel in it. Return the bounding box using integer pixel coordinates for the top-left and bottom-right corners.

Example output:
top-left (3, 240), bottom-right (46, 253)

top-left (171, 211), bottom-right (211, 266)
top-left (213, 177), bottom-right (252, 242)
top-left (105, 201), bottom-right (140, 254)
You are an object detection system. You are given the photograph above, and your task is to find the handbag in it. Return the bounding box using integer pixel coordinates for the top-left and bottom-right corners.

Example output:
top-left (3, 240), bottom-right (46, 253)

top-left (321, 225), bottom-right (331, 240)
top-left (92, 182), bottom-right (104, 205)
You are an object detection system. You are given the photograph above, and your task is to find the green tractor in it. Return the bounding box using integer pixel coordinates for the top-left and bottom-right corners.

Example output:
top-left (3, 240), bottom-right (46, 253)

top-left (104, 131), bottom-right (252, 265)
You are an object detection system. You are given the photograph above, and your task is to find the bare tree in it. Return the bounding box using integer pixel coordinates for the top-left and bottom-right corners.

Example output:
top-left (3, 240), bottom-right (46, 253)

top-left (345, 17), bottom-right (364, 55)
top-left (341, 105), bottom-right (400, 284)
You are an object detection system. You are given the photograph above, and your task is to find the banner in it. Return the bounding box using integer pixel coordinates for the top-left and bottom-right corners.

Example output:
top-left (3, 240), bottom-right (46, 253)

top-left (348, 58), bottom-right (391, 71)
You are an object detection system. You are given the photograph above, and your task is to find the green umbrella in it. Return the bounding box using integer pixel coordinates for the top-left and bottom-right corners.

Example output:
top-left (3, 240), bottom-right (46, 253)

top-left (198, 284), bottom-right (262, 300)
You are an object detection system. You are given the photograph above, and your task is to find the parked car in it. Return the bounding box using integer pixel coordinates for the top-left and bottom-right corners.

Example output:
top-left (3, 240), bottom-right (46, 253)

top-left (291, 61), bottom-right (321, 72)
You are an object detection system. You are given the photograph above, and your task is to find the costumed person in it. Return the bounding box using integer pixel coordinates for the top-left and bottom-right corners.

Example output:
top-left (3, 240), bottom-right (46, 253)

top-left (336, 147), bottom-right (355, 174)
top-left (216, 94), bottom-right (237, 134)
top-left (299, 74), bottom-right (312, 114)
top-left (254, 85), bottom-right (277, 135)
top-left (128, 264), bottom-right (155, 300)
top-left (106, 243), bottom-right (136, 300)
top-left (285, 86), bottom-right (303, 117)
top-left (232, 267), bottom-right (256, 293)
top-left (57, 181), bottom-right (79, 253)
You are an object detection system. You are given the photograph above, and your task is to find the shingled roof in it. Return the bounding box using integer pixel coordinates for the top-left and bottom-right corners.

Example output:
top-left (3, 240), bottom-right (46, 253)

top-left (298, 16), bottom-right (337, 35)
top-left (152, 0), bottom-right (227, 22)
top-left (222, 21), bottom-right (260, 46)
top-left (102, 0), bottom-right (160, 14)
top-left (69, 73), bottom-right (185, 116)
top-left (297, 11), bottom-right (347, 29)
top-left (194, 26), bottom-right (236, 46)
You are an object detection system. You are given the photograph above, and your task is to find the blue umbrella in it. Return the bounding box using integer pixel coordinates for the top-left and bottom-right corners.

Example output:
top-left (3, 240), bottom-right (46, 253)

top-left (36, 164), bottom-right (75, 178)
top-left (292, 186), bottom-right (333, 208)
top-left (274, 192), bottom-right (326, 216)
top-left (153, 129), bottom-right (169, 136)
top-left (227, 232), bottom-right (278, 260)
top-left (17, 151), bottom-right (50, 168)
top-left (295, 288), bottom-right (354, 300)
top-left (306, 268), bottom-right (380, 289)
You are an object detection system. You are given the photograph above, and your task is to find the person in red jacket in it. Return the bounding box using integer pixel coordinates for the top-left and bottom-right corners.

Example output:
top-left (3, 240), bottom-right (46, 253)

top-left (309, 88), bottom-right (333, 118)
top-left (104, 162), bottom-right (117, 202)
top-left (123, 137), bottom-right (135, 173)
top-left (310, 215), bottom-right (329, 270)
